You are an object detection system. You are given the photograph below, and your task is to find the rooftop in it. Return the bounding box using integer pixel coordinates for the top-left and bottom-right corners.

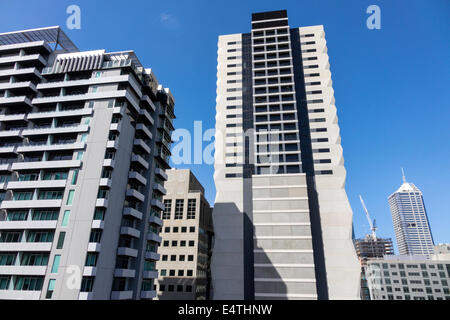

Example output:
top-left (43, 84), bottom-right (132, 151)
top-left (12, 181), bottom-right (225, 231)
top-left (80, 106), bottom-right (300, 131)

top-left (0, 26), bottom-right (79, 53)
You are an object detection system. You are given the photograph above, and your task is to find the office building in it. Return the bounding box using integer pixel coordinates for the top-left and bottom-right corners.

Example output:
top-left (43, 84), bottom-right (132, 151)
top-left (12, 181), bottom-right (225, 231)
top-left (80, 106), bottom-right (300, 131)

top-left (155, 169), bottom-right (213, 300)
top-left (388, 172), bottom-right (434, 258)
top-left (354, 235), bottom-right (394, 300)
top-left (365, 255), bottom-right (450, 300)
top-left (212, 10), bottom-right (360, 300)
top-left (0, 26), bottom-right (175, 299)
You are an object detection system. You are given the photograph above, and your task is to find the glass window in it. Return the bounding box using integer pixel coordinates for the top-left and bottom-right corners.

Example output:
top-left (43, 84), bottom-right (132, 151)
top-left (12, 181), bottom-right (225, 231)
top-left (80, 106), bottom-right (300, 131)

top-left (66, 190), bottom-right (75, 205)
top-left (51, 255), bottom-right (61, 273)
top-left (61, 210), bottom-right (71, 227)
top-left (56, 232), bottom-right (65, 249)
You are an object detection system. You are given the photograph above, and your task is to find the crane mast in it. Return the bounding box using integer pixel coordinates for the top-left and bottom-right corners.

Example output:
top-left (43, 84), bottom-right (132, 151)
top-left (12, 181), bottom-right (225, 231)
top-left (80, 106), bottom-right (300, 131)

top-left (359, 195), bottom-right (377, 240)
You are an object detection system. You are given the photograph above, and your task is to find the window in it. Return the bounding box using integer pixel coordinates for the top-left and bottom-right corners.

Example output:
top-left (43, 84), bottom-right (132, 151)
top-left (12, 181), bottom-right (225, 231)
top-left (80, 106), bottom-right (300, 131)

top-left (7, 211), bottom-right (27, 221)
top-left (0, 232), bottom-right (21, 243)
top-left (169, 270), bottom-right (175, 276)
top-left (180, 241), bottom-right (186, 247)
top-left (0, 254), bottom-right (16, 266)
top-left (187, 270), bottom-right (193, 277)
top-left (162, 255), bottom-right (168, 261)
top-left (179, 255), bottom-right (185, 261)
top-left (71, 170), bottom-right (79, 185)
top-left (32, 209), bottom-right (59, 221)
top-left (163, 241), bottom-right (169, 247)
top-left (189, 227), bottom-right (195, 233)
top-left (178, 270), bottom-right (184, 276)
top-left (27, 230), bottom-right (54, 243)
top-left (188, 255), bottom-right (194, 261)
top-left (93, 208), bottom-right (105, 220)
top-left (61, 210), bottom-right (71, 227)
top-left (160, 270), bottom-right (167, 276)
top-left (172, 241), bottom-right (178, 247)
top-left (181, 227), bottom-right (187, 233)
top-left (89, 230), bottom-right (102, 243)
top-left (66, 190), bottom-right (75, 205)
top-left (51, 255), bottom-right (61, 273)
top-left (163, 200), bottom-right (172, 219)
top-left (187, 199), bottom-right (196, 219)
top-left (46, 279), bottom-right (56, 299)
top-left (175, 199), bottom-right (184, 219)
top-left (85, 253), bottom-right (98, 267)
top-left (189, 241), bottom-right (195, 247)
top-left (173, 227), bottom-right (179, 233)
top-left (14, 192), bottom-right (33, 201)
top-left (56, 232), bottom-right (65, 249)
top-left (21, 253), bottom-right (49, 266)
top-left (14, 277), bottom-right (44, 291)
top-left (177, 285), bottom-right (183, 292)
top-left (80, 277), bottom-right (94, 292)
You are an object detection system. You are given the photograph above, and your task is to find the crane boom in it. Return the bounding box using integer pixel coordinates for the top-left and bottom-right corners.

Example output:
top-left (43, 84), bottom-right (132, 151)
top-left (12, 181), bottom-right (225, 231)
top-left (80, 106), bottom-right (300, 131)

top-left (359, 195), bottom-right (377, 240)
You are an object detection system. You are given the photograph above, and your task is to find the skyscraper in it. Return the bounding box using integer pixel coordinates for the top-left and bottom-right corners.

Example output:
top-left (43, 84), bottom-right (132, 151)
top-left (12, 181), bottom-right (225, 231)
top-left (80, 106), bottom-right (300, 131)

top-left (155, 169), bottom-right (213, 300)
top-left (388, 171), bottom-right (434, 258)
top-left (212, 10), bottom-right (360, 300)
top-left (0, 27), bottom-right (175, 299)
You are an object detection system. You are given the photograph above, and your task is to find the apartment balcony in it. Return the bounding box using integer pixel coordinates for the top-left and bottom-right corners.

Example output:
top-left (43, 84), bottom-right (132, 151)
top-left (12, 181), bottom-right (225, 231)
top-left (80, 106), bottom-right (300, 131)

top-left (133, 139), bottom-right (151, 154)
top-left (154, 148), bottom-right (170, 169)
top-left (83, 267), bottom-right (97, 277)
top-left (99, 178), bottom-right (112, 188)
top-left (0, 220), bottom-right (57, 230)
top-left (140, 290), bottom-right (157, 299)
top-left (150, 199), bottom-right (164, 211)
top-left (0, 40), bottom-right (51, 53)
top-left (87, 243), bottom-right (101, 252)
top-left (0, 81), bottom-right (36, 92)
top-left (144, 251), bottom-right (160, 260)
top-left (0, 53), bottom-right (46, 65)
top-left (6, 179), bottom-right (67, 189)
top-left (11, 160), bottom-right (81, 170)
top-left (0, 265), bottom-right (47, 276)
top-left (0, 242), bottom-right (52, 252)
top-left (0, 112), bottom-right (26, 121)
top-left (154, 168), bottom-right (168, 181)
top-left (0, 129), bottom-right (21, 138)
top-left (109, 122), bottom-right (121, 132)
top-left (146, 232), bottom-right (162, 244)
top-left (139, 108), bottom-right (154, 125)
top-left (0, 95), bottom-right (32, 107)
top-left (123, 207), bottom-right (143, 220)
top-left (142, 271), bottom-right (158, 279)
top-left (117, 247), bottom-right (138, 258)
top-left (120, 226), bottom-right (141, 238)
top-left (114, 269), bottom-right (136, 278)
top-left (32, 90), bottom-right (140, 112)
top-left (128, 171), bottom-right (147, 186)
top-left (0, 146), bottom-right (16, 154)
top-left (0, 163), bottom-right (11, 171)
top-left (22, 124), bottom-right (89, 136)
top-left (27, 108), bottom-right (93, 120)
top-left (158, 120), bottom-right (173, 136)
top-left (126, 189), bottom-right (145, 202)
top-left (0, 291), bottom-right (41, 300)
top-left (36, 75), bottom-right (136, 91)
top-left (141, 95), bottom-right (156, 112)
top-left (103, 159), bottom-right (115, 168)
top-left (95, 199), bottom-right (108, 207)
top-left (0, 199), bottom-right (62, 209)
top-left (91, 220), bottom-right (104, 229)
top-left (0, 67), bottom-right (40, 78)
top-left (106, 140), bottom-right (118, 150)
top-left (152, 182), bottom-right (167, 195)
top-left (156, 135), bottom-right (172, 154)
top-left (148, 215), bottom-right (163, 227)
top-left (17, 142), bottom-right (85, 153)
top-left (78, 292), bottom-right (93, 300)
top-left (110, 291), bottom-right (133, 300)
top-left (136, 123), bottom-right (152, 140)
top-left (130, 154), bottom-right (149, 170)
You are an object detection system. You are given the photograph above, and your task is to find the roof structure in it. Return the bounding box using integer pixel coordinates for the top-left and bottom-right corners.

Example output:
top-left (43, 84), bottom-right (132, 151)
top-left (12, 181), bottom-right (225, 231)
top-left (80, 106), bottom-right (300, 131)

top-left (0, 26), bottom-right (79, 52)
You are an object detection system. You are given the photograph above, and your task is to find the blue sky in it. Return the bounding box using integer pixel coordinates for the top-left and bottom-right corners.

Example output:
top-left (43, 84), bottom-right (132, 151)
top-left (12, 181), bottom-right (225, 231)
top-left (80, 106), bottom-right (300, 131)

top-left (1, 0), bottom-right (449, 250)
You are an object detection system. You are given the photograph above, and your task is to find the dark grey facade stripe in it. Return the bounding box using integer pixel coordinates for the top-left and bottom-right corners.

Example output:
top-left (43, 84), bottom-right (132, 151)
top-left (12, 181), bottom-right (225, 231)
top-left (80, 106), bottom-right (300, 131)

top-left (242, 33), bottom-right (254, 179)
top-left (242, 32), bottom-right (255, 300)
top-left (290, 28), bottom-right (329, 300)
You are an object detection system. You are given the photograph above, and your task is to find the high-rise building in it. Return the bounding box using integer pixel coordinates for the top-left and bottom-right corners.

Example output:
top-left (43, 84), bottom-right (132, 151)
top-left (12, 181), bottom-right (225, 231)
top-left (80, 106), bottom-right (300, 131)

top-left (388, 171), bottom-right (434, 258)
top-left (155, 169), bottom-right (213, 300)
top-left (212, 10), bottom-right (360, 300)
top-left (0, 27), bottom-right (175, 300)
top-left (353, 235), bottom-right (394, 300)
top-left (365, 255), bottom-right (450, 300)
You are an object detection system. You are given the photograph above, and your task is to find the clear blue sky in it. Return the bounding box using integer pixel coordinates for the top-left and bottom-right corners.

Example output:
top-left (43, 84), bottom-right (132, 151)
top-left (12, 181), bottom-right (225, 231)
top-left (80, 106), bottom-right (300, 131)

top-left (1, 0), bottom-right (449, 250)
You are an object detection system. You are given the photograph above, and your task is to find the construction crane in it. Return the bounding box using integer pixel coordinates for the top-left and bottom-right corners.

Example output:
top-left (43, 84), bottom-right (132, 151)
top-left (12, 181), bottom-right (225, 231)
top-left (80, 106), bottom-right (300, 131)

top-left (359, 195), bottom-right (377, 240)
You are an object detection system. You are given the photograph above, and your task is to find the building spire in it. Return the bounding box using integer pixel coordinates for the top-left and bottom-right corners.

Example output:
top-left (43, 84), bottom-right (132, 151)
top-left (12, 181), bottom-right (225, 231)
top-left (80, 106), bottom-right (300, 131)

top-left (401, 167), bottom-right (406, 183)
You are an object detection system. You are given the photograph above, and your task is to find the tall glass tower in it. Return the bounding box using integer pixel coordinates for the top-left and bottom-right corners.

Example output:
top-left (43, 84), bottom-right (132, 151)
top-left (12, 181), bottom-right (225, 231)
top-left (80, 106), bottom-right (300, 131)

top-left (388, 170), bottom-right (434, 258)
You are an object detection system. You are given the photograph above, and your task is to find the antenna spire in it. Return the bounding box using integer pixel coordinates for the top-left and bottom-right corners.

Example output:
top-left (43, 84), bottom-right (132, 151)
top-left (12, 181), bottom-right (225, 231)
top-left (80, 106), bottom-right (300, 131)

top-left (401, 168), bottom-right (406, 183)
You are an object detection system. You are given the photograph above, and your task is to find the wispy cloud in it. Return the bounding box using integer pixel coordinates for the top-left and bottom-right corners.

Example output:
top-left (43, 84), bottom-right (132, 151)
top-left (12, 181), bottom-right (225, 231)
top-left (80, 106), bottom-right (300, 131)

top-left (159, 13), bottom-right (180, 29)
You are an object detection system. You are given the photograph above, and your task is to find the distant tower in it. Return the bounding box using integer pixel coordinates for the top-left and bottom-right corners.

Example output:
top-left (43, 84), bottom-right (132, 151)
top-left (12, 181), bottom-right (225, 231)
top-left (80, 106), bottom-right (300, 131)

top-left (388, 169), bottom-right (434, 258)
